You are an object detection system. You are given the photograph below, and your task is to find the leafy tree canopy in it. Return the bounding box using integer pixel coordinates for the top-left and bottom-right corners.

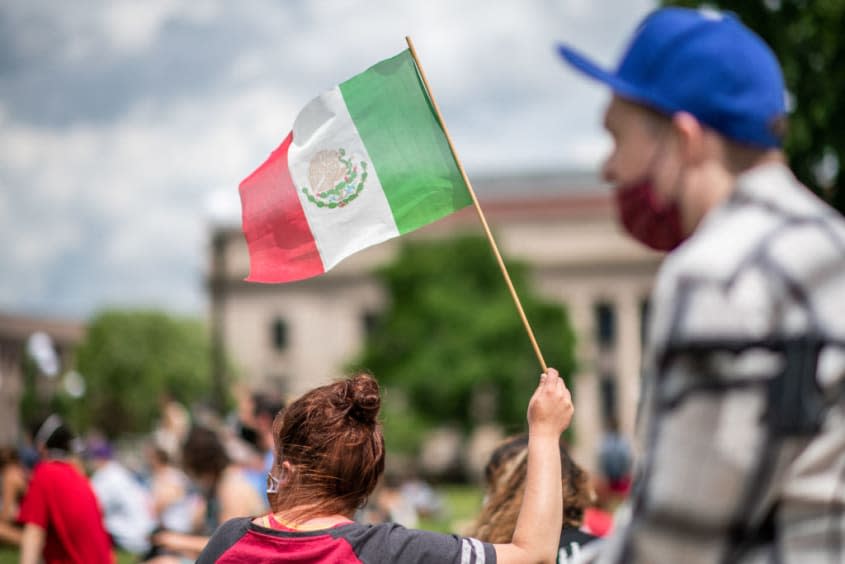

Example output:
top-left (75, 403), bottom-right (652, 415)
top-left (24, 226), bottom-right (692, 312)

top-left (664, 0), bottom-right (845, 211)
top-left (72, 309), bottom-right (213, 438)
top-left (353, 235), bottom-right (576, 453)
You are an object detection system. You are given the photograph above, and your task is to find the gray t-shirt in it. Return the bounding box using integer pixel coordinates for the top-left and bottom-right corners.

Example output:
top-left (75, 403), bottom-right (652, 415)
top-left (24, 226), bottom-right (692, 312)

top-left (198, 517), bottom-right (495, 563)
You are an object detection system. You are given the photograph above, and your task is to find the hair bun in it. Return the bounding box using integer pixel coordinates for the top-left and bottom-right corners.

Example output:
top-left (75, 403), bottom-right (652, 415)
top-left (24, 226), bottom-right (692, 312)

top-left (343, 374), bottom-right (381, 425)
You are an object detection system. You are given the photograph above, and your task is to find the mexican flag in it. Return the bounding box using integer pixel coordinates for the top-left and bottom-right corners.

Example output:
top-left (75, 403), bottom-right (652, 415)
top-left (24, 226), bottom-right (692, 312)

top-left (239, 49), bottom-right (472, 283)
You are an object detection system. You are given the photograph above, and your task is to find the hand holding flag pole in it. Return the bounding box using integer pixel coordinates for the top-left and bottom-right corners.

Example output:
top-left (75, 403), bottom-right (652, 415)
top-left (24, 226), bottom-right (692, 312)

top-left (405, 36), bottom-right (549, 373)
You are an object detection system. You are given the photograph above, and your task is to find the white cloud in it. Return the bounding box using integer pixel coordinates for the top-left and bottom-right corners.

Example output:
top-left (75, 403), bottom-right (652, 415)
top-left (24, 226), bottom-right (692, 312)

top-left (0, 0), bottom-right (656, 318)
top-left (101, 0), bottom-right (220, 54)
top-left (0, 74), bottom-right (305, 314)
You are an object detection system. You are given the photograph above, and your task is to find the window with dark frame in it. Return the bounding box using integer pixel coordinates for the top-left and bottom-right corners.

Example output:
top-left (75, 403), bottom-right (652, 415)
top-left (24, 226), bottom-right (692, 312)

top-left (272, 318), bottom-right (288, 351)
top-left (640, 298), bottom-right (651, 346)
top-left (599, 374), bottom-right (617, 426)
top-left (594, 302), bottom-right (616, 346)
top-left (594, 301), bottom-right (618, 426)
top-left (362, 311), bottom-right (381, 338)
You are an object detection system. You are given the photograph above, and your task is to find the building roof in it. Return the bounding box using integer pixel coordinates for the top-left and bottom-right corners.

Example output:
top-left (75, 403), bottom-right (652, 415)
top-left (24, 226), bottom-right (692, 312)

top-left (212, 169), bottom-right (612, 239)
top-left (472, 169), bottom-right (607, 200)
top-left (0, 312), bottom-right (85, 345)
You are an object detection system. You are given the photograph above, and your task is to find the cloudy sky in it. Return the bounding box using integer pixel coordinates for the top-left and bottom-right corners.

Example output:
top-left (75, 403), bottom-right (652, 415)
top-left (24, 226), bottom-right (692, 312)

top-left (0, 0), bottom-right (654, 320)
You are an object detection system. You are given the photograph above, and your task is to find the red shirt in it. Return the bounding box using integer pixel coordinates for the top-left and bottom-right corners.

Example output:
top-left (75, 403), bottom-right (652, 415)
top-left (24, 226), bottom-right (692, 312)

top-left (583, 506), bottom-right (614, 538)
top-left (18, 460), bottom-right (114, 564)
top-left (197, 516), bottom-right (496, 563)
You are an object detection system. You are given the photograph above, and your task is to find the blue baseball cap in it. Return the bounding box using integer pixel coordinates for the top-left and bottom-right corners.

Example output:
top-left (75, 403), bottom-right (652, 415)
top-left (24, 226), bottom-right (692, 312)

top-left (557, 7), bottom-right (787, 148)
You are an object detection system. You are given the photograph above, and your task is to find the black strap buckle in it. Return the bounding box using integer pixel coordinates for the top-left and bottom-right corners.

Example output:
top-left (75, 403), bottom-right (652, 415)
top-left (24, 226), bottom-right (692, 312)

top-left (766, 335), bottom-right (826, 436)
top-left (662, 334), bottom-right (838, 437)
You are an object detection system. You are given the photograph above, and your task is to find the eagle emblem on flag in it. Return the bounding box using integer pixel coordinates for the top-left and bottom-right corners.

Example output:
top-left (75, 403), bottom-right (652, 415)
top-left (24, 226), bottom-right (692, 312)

top-left (301, 148), bottom-right (369, 209)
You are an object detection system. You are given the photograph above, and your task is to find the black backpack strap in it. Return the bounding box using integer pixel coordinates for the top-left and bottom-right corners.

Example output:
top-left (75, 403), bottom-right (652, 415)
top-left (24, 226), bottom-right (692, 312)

top-left (661, 334), bottom-right (844, 436)
top-left (659, 334), bottom-right (845, 563)
top-left (765, 334), bottom-right (827, 436)
top-left (724, 503), bottom-right (781, 564)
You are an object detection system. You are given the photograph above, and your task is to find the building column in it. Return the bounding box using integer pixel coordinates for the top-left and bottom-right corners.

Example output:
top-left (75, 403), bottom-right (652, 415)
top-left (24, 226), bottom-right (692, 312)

top-left (209, 231), bottom-right (228, 413)
top-left (566, 292), bottom-right (600, 473)
top-left (614, 290), bottom-right (642, 441)
top-left (0, 346), bottom-right (22, 445)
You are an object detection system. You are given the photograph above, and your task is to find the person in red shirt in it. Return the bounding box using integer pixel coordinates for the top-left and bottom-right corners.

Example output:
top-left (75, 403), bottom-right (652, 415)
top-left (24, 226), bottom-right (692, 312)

top-left (18, 414), bottom-right (114, 564)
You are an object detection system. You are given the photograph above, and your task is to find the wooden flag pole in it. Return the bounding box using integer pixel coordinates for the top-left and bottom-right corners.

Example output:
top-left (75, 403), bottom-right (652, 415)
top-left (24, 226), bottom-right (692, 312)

top-left (405, 36), bottom-right (548, 373)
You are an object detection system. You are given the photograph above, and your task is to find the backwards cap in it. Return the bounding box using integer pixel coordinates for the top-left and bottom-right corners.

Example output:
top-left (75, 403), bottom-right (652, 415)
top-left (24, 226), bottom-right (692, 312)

top-left (558, 7), bottom-right (787, 148)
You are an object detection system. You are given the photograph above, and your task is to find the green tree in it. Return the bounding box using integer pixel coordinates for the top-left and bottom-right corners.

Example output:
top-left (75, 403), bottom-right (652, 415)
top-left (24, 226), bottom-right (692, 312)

top-left (664, 0), bottom-right (845, 211)
top-left (353, 236), bottom-right (576, 454)
top-left (73, 310), bottom-right (214, 437)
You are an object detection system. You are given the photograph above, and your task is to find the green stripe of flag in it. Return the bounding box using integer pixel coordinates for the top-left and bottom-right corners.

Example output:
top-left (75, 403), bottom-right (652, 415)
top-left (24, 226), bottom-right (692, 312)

top-left (339, 50), bottom-right (472, 234)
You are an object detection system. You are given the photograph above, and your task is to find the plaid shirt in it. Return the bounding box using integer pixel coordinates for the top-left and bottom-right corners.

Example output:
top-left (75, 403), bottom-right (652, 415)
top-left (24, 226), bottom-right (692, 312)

top-left (593, 163), bottom-right (845, 564)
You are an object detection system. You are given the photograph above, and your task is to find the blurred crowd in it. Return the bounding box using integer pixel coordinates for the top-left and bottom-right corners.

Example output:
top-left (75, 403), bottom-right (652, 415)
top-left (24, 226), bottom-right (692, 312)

top-left (0, 384), bottom-right (629, 563)
top-left (0, 389), bottom-right (289, 562)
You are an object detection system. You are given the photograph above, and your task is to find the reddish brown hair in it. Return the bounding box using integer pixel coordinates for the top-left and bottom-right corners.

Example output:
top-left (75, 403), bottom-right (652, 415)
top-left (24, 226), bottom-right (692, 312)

top-left (270, 373), bottom-right (385, 520)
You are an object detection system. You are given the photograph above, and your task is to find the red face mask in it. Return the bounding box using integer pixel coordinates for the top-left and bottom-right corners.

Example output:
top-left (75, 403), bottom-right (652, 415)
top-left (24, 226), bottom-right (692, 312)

top-left (613, 179), bottom-right (686, 252)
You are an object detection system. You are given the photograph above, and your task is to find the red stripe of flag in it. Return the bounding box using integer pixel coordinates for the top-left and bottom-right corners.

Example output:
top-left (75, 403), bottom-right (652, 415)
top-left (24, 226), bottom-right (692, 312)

top-left (239, 133), bottom-right (324, 283)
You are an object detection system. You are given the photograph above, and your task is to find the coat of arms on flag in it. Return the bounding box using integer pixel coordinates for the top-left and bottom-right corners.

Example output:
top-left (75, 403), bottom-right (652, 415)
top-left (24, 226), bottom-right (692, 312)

top-left (300, 149), bottom-right (369, 210)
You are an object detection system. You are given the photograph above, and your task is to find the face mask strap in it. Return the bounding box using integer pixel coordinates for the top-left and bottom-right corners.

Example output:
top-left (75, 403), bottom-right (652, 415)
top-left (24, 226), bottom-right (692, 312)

top-left (266, 461), bottom-right (287, 494)
top-left (266, 473), bottom-right (280, 494)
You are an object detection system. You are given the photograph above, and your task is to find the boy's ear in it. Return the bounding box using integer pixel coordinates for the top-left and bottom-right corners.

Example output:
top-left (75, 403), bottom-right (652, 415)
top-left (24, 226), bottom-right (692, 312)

top-left (672, 111), bottom-right (707, 164)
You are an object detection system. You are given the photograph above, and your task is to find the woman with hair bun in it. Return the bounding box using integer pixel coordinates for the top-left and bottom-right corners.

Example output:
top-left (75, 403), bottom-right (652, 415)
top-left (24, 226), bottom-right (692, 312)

top-left (199, 369), bottom-right (574, 564)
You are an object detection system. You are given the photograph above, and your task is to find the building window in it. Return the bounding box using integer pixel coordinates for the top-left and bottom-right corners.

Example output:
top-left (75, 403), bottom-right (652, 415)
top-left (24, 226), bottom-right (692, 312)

top-left (272, 318), bottom-right (288, 352)
top-left (640, 298), bottom-right (651, 346)
top-left (599, 374), bottom-right (617, 426)
top-left (594, 302), bottom-right (616, 346)
top-left (362, 311), bottom-right (381, 338)
top-left (595, 302), bottom-right (618, 425)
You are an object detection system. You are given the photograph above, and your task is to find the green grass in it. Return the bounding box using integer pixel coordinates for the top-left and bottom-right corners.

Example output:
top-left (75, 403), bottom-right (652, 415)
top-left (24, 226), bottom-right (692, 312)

top-left (0, 547), bottom-right (16, 564)
top-left (0, 546), bottom-right (136, 563)
top-left (0, 485), bottom-right (484, 562)
top-left (417, 483), bottom-right (484, 534)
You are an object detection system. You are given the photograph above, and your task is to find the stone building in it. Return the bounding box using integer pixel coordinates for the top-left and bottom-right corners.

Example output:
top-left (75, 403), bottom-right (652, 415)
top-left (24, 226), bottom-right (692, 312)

top-left (207, 171), bottom-right (662, 471)
top-left (0, 313), bottom-right (85, 445)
